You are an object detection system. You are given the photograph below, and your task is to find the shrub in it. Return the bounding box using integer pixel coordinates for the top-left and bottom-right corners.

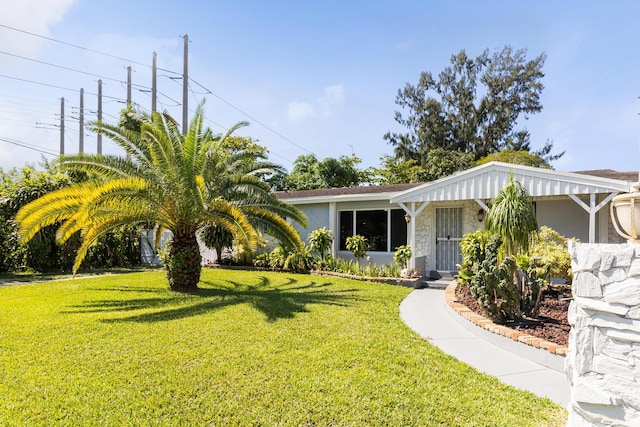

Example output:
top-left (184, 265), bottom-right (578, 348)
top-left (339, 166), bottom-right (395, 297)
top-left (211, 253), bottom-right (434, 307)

top-left (516, 254), bottom-right (550, 318)
top-left (393, 245), bottom-right (412, 268)
top-left (307, 227), bottom-right (333, 261)
top-left (253, 243), bottom-right (316, 273)
top-left (283, 246), bottom-right (315, 273)
top-left (529, 226), bottom-right (573, 285)
top-left (345, 235), bottom-right (368, 262)
top-left (457, 229), bottom-right (493, 286)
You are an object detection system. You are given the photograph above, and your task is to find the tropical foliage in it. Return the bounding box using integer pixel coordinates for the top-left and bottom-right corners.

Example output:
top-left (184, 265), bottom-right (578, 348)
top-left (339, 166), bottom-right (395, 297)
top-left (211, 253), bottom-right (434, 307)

top-left (393, 245), bottom-right (412, 269)
top-left (16, 104), bottom-right (307, 291)
top-left (485, 174), bottom-right (538, 258)
top-left (282, 154), bottom-right (368, 190)
top-left (307, 227), bottom-right (334, 262)
top-left (1, 163), bottom-right (139, 272)
top-left (346, 235), bottom-right (368, 262)
top-left (457, 178), bottom-right (573, 322)
top-left (529, 226), bottom-right (574, 285)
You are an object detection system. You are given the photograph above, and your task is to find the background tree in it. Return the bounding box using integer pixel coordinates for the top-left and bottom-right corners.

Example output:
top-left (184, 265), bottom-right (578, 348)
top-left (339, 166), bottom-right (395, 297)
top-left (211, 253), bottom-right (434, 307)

top-left (367, 155), bottom-right (429, 185)
top-left (385, 46), bottom-right (562, 173)
top-left (283, 154), bottom-right (368, 190)
top-left (476, 149), bottom-right (551, 168)
top-left (421, 148), bottom-right (475, 181)
top-left (17, 104), bottom-right (307, 292)
top-left (0, 161), bottom-right (140, 272)
top-left (199, 225), bottom-right (234, 263)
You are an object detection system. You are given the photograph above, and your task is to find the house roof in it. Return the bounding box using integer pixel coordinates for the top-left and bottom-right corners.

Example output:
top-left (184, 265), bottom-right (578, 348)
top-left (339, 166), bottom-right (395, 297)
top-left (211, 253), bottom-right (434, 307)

top-left (276, 182), bottom-right (422, 203)
top-left (573, 169), bottom-right (639, 182)
top-left (276, 162), bottom-right (635, 205)
top-left (390, 162), bottom-right (633, 204)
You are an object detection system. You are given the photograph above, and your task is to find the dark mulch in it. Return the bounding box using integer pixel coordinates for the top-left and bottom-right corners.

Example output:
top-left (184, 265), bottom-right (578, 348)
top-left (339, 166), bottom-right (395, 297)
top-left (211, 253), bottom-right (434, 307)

top-left (456, 284), bottom-right (571, 346)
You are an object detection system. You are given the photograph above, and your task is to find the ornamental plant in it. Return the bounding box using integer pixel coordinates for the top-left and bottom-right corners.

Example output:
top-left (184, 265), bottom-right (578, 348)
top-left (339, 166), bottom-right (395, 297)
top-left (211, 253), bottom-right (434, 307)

top-left (345, 235), bottom-right (368, 264)
top-left (393, 245), bottom-right (412, 269)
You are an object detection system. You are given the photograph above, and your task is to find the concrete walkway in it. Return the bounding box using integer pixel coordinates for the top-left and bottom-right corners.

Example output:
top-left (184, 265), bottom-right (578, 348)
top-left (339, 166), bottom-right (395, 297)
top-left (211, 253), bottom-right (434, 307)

top-left (400, 287), bottom-right (570, 407)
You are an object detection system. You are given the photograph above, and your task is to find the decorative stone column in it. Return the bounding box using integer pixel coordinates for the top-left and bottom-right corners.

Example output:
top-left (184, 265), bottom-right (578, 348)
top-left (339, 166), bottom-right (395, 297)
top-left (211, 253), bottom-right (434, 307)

top-left (566, 241), bottom-right (640, 426)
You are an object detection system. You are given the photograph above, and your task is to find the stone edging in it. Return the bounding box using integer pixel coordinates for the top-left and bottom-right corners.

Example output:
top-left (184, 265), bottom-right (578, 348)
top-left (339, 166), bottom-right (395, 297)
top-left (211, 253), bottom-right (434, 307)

top-left (444, 281), bottom-right (568, 356)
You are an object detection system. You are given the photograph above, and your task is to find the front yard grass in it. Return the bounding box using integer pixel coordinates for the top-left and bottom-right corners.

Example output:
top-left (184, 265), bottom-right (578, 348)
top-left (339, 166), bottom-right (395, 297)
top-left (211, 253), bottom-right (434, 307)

top-left (0, 269), bottom-right (566, 426)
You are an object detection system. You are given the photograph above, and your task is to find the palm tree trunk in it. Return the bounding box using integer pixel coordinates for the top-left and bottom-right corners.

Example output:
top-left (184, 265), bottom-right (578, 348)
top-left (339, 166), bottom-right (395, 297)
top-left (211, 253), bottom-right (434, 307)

top-left (166, 231), bottom-right (202, 292)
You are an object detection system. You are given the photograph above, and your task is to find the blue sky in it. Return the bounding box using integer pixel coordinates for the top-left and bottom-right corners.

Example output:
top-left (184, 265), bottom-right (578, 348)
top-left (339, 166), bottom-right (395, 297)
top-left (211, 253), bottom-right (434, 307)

top-left (1, 1), bottom-right (639, 174)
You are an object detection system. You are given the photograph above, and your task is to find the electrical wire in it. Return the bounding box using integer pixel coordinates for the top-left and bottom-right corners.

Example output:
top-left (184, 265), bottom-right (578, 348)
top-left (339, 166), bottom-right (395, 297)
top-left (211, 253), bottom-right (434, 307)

top-left (189, 78), bottom-right (313, 155)
top-left (0, 23), bottom-right (180, 76)
top-left (0, 136), bottom-right (58, 156)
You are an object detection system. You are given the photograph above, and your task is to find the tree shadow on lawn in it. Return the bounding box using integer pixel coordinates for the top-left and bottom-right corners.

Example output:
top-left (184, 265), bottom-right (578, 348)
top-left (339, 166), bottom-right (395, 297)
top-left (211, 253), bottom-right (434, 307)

top-left (64, 276), bottom-right (362, 323)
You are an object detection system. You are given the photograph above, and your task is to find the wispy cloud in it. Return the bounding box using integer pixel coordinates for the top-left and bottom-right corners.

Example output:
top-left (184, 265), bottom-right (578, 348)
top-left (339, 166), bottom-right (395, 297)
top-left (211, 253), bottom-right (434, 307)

top-left (0, 0), bottom-right (78, 56)
top-left (287, 84), bottom-right (344, 122)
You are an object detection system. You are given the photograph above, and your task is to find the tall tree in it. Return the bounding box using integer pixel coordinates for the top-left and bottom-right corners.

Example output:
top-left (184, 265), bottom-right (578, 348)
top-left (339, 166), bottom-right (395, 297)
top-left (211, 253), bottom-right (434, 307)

top-left (16, 104), bottom-right (307, 292)
top-left (385, 46), bottom-right (560, 164)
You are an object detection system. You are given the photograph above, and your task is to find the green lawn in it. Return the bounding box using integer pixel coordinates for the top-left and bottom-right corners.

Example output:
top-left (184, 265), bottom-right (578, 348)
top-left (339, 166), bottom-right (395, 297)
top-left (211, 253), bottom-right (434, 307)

top-left (0, 269), bottom-right (566, 426)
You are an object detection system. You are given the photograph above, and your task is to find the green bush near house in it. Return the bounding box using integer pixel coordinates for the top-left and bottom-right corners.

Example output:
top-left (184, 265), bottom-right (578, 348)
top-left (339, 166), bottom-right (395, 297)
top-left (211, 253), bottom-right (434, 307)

top-left (0, 270), bottom-right (566, 426)
top-left (529, 226), bottom-right (574, 285)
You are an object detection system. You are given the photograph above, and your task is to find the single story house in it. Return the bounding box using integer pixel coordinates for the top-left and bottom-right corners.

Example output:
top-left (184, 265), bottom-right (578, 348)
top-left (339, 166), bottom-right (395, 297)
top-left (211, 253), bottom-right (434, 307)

top-left (277, 161), bottom-right (637, 278)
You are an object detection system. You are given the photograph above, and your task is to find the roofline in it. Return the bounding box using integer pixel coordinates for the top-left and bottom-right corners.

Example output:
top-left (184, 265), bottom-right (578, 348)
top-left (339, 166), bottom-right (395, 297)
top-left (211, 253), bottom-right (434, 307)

top-left (390, 161), bottom-right (633, 202)
top-left (282, 191), bottom-right (406, 205)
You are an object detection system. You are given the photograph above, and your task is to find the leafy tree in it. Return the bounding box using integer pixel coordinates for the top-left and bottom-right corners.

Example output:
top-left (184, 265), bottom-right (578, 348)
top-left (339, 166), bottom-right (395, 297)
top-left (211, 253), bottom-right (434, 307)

top-left (0, 165), bottom-right (73, 271)
top-left (284, 154), bottom-right (367, 190)
top-left (16, 104), bottom-right (307, 292)
top-left (367, 155), bottom-right (429, 185)
top-left (485, 175), bottom-right (538, 258)
top-left (476, 149), bottom-right (551, 168)
top-left (385, 46), bottom-right (562, 164)
top-left (422, 148), bottom-right (475, 181)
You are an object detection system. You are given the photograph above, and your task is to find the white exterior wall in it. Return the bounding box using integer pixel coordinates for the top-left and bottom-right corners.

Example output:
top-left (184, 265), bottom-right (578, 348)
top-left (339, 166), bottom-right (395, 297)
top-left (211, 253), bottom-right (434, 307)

top-left (566, 242), bottom-right (640, 426)
top-left (292, 203), bottom-right (330, 244)
top-left (536, 199), bottom-right (590, 242)
top-left (140, 230), bottom-right (216, 266)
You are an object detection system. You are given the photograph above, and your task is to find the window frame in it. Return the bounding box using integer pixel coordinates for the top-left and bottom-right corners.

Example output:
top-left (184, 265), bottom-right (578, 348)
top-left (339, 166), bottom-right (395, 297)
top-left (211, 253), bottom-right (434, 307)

top-left (338, 208), bottom-right (407, 253)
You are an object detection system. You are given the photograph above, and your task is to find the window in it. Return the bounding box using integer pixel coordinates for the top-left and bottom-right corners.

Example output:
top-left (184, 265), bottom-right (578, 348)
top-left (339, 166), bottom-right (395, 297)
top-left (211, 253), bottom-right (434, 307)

top-left (339, 209), bottom-right (407, 252)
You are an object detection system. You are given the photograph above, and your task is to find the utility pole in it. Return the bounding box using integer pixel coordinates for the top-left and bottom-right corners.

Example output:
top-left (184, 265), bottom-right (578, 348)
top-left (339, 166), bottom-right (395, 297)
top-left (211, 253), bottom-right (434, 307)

top-left (60, 97), bottom-right (64, 155)
top-left (182, 34), bottom-right (188, 135)
top-left (97, 79), bottom-right (102, 154)
top-left (152, 52), bottom-right (157, 114)
top-left (127, 65), bottom-right (132, 106)
top-left (126, 66), bottom-right (132, 160)
top-left (79, 88), bottom-right (84, 154)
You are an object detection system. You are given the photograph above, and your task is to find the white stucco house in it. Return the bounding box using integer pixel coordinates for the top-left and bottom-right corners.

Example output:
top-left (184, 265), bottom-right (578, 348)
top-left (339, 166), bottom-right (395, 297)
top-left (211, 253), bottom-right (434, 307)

top-left (277, 162), bottom-right (637, 279)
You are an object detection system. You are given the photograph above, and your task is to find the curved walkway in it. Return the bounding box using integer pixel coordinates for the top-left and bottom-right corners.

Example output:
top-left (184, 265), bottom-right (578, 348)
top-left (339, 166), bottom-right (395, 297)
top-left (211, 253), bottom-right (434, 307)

top-left (399, 286), bottom-right (570, 407)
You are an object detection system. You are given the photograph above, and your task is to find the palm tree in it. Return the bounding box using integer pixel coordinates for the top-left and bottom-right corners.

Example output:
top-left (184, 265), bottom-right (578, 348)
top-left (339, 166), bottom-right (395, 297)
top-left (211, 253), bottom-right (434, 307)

top-left (485, 174), bottom-right (537, 258)
top-left (16, 104), bottom-right (307, 292)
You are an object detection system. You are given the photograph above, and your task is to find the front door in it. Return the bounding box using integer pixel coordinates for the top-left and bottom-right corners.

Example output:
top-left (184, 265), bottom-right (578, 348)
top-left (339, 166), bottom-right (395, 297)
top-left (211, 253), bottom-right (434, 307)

top-left (435, 207), bottom-right (463, 271)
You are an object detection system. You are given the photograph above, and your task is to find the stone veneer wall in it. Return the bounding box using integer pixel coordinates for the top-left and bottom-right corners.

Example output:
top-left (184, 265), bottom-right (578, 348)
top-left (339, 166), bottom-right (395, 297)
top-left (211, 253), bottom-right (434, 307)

top-left (566, 241), bottom-right (640, 426)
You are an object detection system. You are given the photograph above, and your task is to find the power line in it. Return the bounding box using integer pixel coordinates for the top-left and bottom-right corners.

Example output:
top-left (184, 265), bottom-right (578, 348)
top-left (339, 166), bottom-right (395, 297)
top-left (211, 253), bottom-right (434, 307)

top-left (189, 78), bottom-right (313, 156)
top-left (0, 23), bottom-right (180, 76)
top-left (0, 74), bottom-right (127, 102)
top-left (0, 50), bottom-right (123, 84)
top-left (0, 136), bottom-right (58, 156)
